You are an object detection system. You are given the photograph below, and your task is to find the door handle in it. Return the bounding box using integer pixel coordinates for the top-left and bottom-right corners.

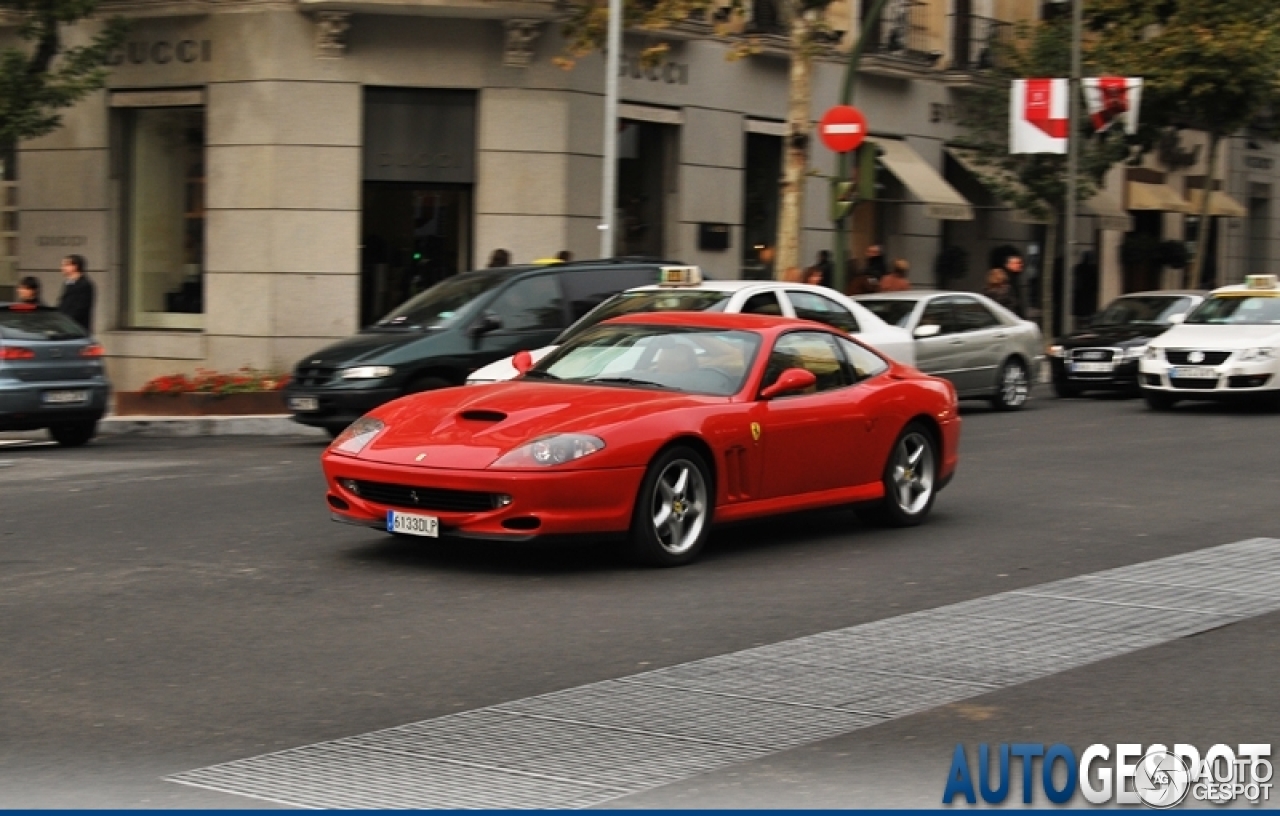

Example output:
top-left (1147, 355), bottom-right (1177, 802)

top-left (948, 339), bottom-right (964, 345)
top-left (994, 332), bottom-right (1008, 339)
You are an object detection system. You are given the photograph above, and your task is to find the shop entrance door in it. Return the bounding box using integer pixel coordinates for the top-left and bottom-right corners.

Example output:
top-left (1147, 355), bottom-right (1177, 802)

top-left (360, 184), bottom-right (471, 327)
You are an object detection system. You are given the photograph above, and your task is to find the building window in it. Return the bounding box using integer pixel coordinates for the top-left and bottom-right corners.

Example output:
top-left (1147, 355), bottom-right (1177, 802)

top-left (122, 106), bottom-right (205, 329)
top-left (743, 132), bottom-right (782, 279)
top-left (0, 148), bottom-right (16, 302)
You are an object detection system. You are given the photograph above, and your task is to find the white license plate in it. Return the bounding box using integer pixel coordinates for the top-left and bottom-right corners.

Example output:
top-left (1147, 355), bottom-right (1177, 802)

top-left (1070, 361), bottom-right (1113, 373)
top-left (289, 396), bottom-right (319, 412)
top-left (1171, 366), bottom-right (1218, 380)
top-left (387, 510), bottom-right (439, 538)
top-left (42, 389), bottom-right (88, 405)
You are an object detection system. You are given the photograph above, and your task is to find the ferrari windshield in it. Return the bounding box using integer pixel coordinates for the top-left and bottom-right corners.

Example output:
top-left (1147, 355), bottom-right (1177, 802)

top-left (555, 290), bottom-right (733, 344)
top-left (1093, 295), bottom-right (1192, 326)
top-left (858, 298), bottom-right (918, 328)
top-left (535, 324), bottom-right (761, 396)
top-left (1185, 295), bottom-right (1280, 325)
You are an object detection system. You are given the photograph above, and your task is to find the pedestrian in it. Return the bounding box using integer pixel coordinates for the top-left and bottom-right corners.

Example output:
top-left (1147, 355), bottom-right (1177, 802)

top-left (782, 265), bottom-right (803, 283)
top-left (985, 268), bottom-right (1017, 312)
top-left (804, 266), bottom-right (825, 287)
top-left (863, 244), bottom-right (886, 285)
top-left (487, 248), bottom-right (511, 268)
top-left (879, 259), bottom-right (912, 292)
top-left (810, 250), bottom-right (833, 288)
top-left (57, 254), bottom-right (94, 332)
top-left (16, 276), bottom-right (44, 306)
top-left (555, 250), bottom-right (573, 263)
top-left (1000, 252), bottom-right (1027, 318)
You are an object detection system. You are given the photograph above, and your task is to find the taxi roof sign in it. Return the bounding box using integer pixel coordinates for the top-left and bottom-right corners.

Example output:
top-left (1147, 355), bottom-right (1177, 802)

top-left (658, 265), bottom-right (703, 286)
top-left (1245, 274), bottom-right (1278, 290)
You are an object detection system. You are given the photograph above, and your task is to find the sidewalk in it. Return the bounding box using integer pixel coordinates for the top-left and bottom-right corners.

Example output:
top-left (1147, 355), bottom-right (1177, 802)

top-left (97, 414), bottom-right (327, 438)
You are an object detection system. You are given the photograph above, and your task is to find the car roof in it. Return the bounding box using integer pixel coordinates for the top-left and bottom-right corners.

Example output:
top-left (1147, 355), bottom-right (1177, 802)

top-left (1116, 290), bottom-right (1206, 298)
top-left (603, 311), bottom-right (818, 332)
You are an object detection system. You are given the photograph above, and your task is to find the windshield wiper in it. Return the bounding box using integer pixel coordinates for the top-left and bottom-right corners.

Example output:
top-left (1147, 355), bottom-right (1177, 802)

top-left (521, 370), bottom-right (560, 380)
top-left (584, 376), bottom-right (673, 389)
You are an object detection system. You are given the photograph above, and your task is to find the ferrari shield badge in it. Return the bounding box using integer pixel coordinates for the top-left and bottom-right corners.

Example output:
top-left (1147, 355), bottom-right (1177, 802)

top-left (750, 422), bottom-right (762, 441)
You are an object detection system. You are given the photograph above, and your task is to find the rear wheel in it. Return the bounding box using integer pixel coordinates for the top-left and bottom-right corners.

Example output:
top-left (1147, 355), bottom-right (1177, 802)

top-left (48, 421), bottom-right (97, 447)
top-left (628, 446), bottom-right (712, 567)
top-left (991, 358), bottom-right (1030, 411)
top-left (1144, 390), bottom-right (1178, 411)
top-left (1053, 379), bottom-right (1082, 398)
top-left (859, 422), bottom-right (938, 528)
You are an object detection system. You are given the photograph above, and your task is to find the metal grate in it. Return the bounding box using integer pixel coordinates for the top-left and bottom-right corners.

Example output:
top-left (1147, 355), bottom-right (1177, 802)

top-left (352, 480), bottom-right (499, 513)
top-left (1166, 350), bottom-right (1231, 366)
top-left (169, 537), bottom-right (1280, 809)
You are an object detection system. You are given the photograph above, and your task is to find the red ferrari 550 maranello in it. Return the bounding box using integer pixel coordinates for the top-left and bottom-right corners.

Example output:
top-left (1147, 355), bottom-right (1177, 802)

top-left (323, 312), bottom-right (960, 566)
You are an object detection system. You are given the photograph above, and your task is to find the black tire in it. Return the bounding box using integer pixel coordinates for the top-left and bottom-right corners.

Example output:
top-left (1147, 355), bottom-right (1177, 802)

top-left (405, 375), bottom-right (451, 396)
top-left (628, 445), bottom-right (713, 567)
top-left (991, 358), bottom-right (1031, 411)
top-left (48, 421), bottom-right (97, 447)
top-left (859, 422), bottom-right (938, 528)
top-left (1053, 379), bottom-right (1082, 398)
top-left (1144, 390), bottom-right (1178, 411)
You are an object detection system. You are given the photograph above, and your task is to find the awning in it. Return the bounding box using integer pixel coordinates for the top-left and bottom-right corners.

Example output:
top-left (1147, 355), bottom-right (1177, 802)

top-left (1084, 185), bottom-right (1133, 232)
top-left (1186, 189), bottom-right (1248, 218)
top-left (1127, 182), bottom-right (1191, 213)
top-left (870, 138), bottom-right (974, 221)
top-left (944, 146), bottom-right (1049, 224)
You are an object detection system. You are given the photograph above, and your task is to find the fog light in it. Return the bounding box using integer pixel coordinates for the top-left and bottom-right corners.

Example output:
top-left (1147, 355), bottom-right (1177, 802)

top-left (495, 494), bottom-right (513, 508)
top-left (338, 478), bottom-right (361, 495)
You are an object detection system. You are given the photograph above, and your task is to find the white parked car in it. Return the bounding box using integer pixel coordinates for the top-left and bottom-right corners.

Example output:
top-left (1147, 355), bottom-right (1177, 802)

top-left (466, 277), bottom-right (915, 384)
top-left (1139, 274), bottom-right (1280, 411)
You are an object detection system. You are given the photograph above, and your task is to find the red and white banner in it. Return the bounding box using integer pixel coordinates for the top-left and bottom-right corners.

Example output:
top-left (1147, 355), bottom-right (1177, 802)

top-left (1083, 76), bottom-right (1143, 134)
top-left (1011, 78), bottom-right (1068, 154)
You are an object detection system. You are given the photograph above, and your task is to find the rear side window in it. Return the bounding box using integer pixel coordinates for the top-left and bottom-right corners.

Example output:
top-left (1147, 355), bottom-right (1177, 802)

top-left (487, 275), bottom-right (565, 331)
top-left (952, 298), bottom-right (1000, 331)
top-left (0, 308), bottom-right (89, 341)
top-left (787, 290), bottom-right (859, 333)
top-left (860, 298), bottom-right (917, 328)
top-left (560, 267), bottom-right (661, 322)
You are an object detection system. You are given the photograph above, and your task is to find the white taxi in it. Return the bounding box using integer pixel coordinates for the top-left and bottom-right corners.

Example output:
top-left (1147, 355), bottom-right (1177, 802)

top-left (1139, 274), bottom-right (1280, 410)
top-left (466, 266), bottom-right (915, 384)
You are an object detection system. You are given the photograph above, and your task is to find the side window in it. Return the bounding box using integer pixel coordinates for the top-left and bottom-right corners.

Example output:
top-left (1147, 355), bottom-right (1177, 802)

top-left (560, 268), bottom-right (658, 321)
top-left (740, 292), bottom-right (784, 316)
top-left (919, 299), bottom-right (958, 335)
top-left (953, 297), bottom-right (1000, 331)
top-left (787, 290), bottom-right (860, 333)
top-left (762, 331), bottom-right (851, 394)
top-left (837, 336), bottom-right (889, 381)
top-left (487, 275), bottom-right (565, 331)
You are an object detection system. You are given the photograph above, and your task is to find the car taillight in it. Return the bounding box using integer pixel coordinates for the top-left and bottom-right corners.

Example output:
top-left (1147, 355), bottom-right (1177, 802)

top-left (80, 344), bottom-right (105, 358)
top-left (0, 346), bottom-right (35, 360)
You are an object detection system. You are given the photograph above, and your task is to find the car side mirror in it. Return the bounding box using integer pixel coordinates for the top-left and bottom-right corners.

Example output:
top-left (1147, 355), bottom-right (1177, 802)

top-left (760, 368), bottom-right (817, 399)
top-left (1167, 313), bottom-right (1186, 325)
top-left (913, 324), bottom-right (942, 339)
top-left (470, 312), bottom-right (502, 336)
top-left (512, 349), bottom-right (533, 375)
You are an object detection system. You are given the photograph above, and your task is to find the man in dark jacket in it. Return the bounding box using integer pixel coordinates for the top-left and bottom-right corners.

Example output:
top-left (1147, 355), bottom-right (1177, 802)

top-left (57, 254), bottom-right (95, 332)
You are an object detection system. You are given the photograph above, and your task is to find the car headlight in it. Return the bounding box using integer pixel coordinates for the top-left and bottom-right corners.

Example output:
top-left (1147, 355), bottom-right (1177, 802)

top-left (491, 434), bottom-right (605, 467)
top-left (1123, 345), bottom-right (1148, 361)
top-left (1143, 346), bottom-right (1163, 361)
top-left (1238, 347), bottom-right (1278, 363)
top-left (1047, 344), bottom-right (1064, 358)
top-left (330, 416), bottom-right (385, 456)
top-left (341, 365), bottom-right (395, 380)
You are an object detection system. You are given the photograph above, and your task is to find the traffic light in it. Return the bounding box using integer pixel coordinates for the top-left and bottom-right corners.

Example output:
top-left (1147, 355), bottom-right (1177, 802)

top-left (831, 180), bottom-right (856, 222)
top-left (858, 143), bottom-right (880, 201)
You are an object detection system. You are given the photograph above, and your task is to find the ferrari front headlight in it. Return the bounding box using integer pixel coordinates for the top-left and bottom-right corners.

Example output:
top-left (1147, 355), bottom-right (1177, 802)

top-left (492, 434), bottom-right (605, 467)
top-left (330, 416), bottom-right (385, 455)
top-left (1238, 347), bottom-right (1278, 363)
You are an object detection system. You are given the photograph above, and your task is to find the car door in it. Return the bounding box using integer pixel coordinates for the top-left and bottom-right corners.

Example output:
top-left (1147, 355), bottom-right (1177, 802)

top-left (470, 274), bottom-right (567, 368)
top-left (783, 289), bottom-right (860, 334)
top-left (750, 330), bottom-right (870, 499)
top-left (948, 296), bottom-right (1006, 393)
top-left (912, 297), bottom-right (967, 389)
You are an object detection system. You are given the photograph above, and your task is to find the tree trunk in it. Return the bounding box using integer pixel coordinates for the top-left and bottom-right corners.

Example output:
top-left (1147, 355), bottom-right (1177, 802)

top-left (1040, 216), bottom-right (1058, 338)
top-left (1186, 134), bottom-right (1221, 290)
top-left (774, 3), bottom-right (811, 280)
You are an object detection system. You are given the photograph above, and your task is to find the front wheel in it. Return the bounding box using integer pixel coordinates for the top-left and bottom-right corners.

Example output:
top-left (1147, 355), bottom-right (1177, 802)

top-left (859, 422), bottom-right (938, 528)
top-left (48, 421), bottom-right (97, 447)
top-left (991, 358), bottom-right (1031, 411)
top-left (1144, 390), bottom-right (1178, 411)
top-left (628, 446), bottom-right (713, 567)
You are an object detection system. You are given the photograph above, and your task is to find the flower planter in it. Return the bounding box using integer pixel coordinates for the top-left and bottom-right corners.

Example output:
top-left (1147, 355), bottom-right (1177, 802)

top-left (115, 391), bottom-right (288, 416)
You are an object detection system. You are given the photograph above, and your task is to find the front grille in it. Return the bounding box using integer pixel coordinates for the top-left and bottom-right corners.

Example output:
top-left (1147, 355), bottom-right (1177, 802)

top-left (1169, 377), bottom-right (1219, 390)
top-left (1068, 348), bottom-right (1115, 363)
top-left (351, 480), bottom-right (499, 513)
top-left (1166, 350), bottom-right (1231, 366)
top-left (294, 366), bottom-right (338, 387)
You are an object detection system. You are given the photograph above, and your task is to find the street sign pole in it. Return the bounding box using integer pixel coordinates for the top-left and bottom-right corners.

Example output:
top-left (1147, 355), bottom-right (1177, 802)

top-left (1062, 0), bottom-right (1083, 333)
top-left (599, 0), bottom-right (623, 259)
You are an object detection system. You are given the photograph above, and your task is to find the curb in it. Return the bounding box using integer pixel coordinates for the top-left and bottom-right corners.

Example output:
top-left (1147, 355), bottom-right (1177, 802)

top-left (99, 415), bottom-right (327, 438)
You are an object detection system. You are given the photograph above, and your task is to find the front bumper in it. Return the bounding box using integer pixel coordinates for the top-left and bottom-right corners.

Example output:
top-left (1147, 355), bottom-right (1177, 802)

top-left (0, 380), bottom-right (110, 431)
top-left (1139, 357), bottom-right (1279, 397)
top-left (1049, 356), bottom-right (1142, 389)
top-left (323, 456), bottom-right (647, 541)
top-left (284, 385), bottom-right (401, 429)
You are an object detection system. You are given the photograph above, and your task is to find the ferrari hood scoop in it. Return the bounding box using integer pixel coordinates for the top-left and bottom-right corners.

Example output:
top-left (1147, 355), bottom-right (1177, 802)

top-left (459, 409), bottom-right (508, 423)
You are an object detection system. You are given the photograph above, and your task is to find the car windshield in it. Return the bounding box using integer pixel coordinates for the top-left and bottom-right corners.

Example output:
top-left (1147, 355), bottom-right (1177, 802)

top-left (371, 270), bottom-right (510, 331)
top-left (554, 290), bottom-right (733, 344)
top-left (535, 324), bottom-right (761, 396)
top-left (1093, 295), bottom-right (1191, 326)
top-left (858, 299), bottom-right (918, 328)
top-left (1184, 295), bottom-right (1280, 325)
top-left (0, 308), bottom-right (89, 341)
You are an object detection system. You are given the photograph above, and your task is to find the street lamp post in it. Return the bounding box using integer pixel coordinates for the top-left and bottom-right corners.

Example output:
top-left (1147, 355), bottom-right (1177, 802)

top-left (599, 0), bottom-right (623, 259)
top-left (1062, 0), bottom-right (1083, 333)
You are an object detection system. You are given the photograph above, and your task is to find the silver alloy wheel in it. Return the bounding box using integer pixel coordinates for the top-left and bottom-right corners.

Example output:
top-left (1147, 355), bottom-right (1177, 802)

top-left (650, 458), bottom-right (709, 555)
top-left (890, 431), bottom-right (935, 516)
top-left (1000, 361), bottom-right (1029, 408)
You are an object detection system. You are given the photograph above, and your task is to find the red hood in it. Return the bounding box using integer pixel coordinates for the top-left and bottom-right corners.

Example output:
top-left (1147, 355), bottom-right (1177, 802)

top-left (360, 381), bottom-right (718, 469)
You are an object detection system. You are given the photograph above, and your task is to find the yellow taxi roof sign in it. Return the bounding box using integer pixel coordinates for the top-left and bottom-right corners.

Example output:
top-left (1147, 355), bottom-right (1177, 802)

top-left (1245, 274), bottom-right (1278, 290)
top-left (658, 265), bottom-right (703, 286)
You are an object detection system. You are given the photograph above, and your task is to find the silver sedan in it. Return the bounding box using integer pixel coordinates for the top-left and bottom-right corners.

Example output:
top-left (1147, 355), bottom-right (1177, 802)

top-left (856, 290), bottom-right (1044, 410)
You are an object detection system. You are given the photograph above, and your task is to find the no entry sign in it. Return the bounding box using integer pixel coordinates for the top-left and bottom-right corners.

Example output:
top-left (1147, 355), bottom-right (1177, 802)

top-left (819, 105), bottom-right (867, 153)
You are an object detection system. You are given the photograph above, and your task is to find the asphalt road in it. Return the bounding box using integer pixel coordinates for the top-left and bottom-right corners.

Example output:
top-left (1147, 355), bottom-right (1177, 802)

top-left (1, 390), bottom-right (1277, 808)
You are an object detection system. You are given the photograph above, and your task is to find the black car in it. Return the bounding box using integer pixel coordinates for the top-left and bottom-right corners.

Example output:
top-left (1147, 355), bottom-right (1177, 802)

top-left (1048, 291), bottom-right (1205, 397)
top-left (283, 258), bottom-right (676, 435)
top-left (0, 303), bottom-right (111, 446)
